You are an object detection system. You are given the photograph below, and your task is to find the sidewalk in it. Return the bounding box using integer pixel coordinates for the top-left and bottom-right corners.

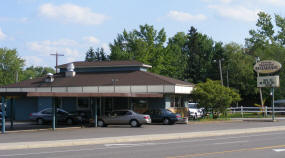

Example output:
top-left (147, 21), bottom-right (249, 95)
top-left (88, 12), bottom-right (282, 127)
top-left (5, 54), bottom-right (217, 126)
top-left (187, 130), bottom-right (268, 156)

top-left (1, 125), bottom-right (285, 150)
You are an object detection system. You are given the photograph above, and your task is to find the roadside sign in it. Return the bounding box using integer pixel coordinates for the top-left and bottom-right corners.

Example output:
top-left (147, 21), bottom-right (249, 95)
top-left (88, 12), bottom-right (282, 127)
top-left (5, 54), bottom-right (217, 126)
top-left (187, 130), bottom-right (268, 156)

top-left (254, 60), bottom-right (282, 74)
top-left (257, 76), bottom-right (280, 88)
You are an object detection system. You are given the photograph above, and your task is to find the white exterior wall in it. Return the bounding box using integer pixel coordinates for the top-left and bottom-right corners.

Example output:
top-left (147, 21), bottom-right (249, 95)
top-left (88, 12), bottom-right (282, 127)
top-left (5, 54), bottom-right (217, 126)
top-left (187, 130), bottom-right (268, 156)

top-left (83, 87), bottom-right (98, 93)
top-left (131, 86), bottom-right (147, 93)
top-left (67, 87), bottom-right (82, 93)
top-left (36, 87), bottom-right (52, 92)
top-left (0, 84), bottom-right (193, 94)
top-left (115, 86), bottom-right (131, 93)
top-left (98, 86), bottom-right (113, 93)
top-left (175, 85), bottom-right (193, 94)
top-left (52, 87), bottom-right (67, 93)
top-left (148, 85), bottom-right (164, 93)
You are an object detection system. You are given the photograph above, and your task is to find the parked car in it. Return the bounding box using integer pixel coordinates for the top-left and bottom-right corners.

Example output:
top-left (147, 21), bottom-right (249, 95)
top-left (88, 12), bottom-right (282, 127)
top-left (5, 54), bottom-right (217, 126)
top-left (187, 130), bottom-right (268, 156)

top-left (97, 110), bottom-right (151, 127)
top-left (188, 103), bottom-right (204, 119)
top-left (144, 109), bottom-right (178, 125)
top-left (29, 108), bottom-right (81, 125)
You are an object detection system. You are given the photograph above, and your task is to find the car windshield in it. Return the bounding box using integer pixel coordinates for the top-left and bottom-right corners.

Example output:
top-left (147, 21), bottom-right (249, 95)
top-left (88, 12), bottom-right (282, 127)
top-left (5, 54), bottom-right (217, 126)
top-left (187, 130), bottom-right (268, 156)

top-left (188, 103), bottom-right (198, 108)
top-left (165, 109), bottom-right (174, 114)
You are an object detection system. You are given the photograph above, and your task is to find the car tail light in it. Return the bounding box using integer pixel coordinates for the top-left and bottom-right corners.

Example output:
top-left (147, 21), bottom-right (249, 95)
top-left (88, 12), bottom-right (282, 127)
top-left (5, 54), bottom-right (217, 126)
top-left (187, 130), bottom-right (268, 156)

top-left (144, 116), bottom-right (150, 119)
top-left (29, 113), bottom-right (33, 116)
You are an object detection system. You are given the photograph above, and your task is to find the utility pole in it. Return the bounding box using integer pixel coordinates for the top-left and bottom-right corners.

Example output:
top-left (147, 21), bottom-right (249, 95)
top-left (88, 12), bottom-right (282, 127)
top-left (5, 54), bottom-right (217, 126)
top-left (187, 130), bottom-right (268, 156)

top-left (218, 59), bottom-right (224, 86)
top-left (255, 57), bottom-right (264, 109)
top-left (50, 52), bottom-right (64, 73)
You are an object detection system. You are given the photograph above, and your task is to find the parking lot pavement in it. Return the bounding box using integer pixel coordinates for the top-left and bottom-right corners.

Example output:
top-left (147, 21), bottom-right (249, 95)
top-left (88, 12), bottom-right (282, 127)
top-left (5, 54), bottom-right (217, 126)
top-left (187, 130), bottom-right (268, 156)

top-left (0, 120), bottom-right (285, 144)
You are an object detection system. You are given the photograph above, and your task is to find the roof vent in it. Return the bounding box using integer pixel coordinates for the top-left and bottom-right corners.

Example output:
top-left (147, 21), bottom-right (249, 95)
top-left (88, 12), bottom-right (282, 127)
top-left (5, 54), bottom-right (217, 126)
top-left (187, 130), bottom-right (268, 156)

top-left (65, 63), bottom-right (76, 77)
top-left (45, 73), bottom-right (54, 83)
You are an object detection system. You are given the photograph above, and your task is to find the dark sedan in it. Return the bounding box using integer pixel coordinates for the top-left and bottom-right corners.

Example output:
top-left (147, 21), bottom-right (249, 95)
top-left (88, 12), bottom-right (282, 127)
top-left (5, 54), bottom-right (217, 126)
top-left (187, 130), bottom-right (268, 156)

top-left (144, 109), bottom-right (178, 125)
top-left (30, 108), bottom-right (81, 125)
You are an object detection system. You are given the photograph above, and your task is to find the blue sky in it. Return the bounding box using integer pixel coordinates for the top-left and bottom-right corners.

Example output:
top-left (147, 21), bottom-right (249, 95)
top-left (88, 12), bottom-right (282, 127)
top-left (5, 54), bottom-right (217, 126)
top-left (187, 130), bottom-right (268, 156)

top-left (0, 0), bottom-right (284, 68)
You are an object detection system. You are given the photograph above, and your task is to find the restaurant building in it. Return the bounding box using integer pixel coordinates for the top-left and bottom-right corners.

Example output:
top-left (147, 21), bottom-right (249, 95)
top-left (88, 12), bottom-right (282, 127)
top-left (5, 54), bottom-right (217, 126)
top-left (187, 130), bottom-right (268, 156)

top-left (0, 60), bottom-right (194, 131)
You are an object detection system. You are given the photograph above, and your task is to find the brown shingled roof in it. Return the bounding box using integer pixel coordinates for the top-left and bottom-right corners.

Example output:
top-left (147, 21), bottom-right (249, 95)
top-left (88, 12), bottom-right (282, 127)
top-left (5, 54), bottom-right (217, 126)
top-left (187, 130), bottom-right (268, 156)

top-left (4, 71), bottom-right (193, 88)
top-left (57, 60), bottom-right (151, 68)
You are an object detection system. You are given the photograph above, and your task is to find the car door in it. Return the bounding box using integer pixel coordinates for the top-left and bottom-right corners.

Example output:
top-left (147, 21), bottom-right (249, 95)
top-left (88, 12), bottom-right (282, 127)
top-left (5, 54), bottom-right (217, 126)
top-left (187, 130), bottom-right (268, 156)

top-left (151, 109), bottom-right (162, 122)
top-left (57, 109), bottom-right (68, 122)
top-left (104, 111), bottom-right (118, 124)
top-left (41, 108), bottom-right (53, 121)
top-left (113, 111), bottom-right (129, 124)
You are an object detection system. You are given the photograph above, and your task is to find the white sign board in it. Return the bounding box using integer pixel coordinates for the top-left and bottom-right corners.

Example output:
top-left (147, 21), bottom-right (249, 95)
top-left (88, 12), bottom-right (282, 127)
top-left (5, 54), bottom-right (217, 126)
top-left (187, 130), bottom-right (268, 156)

top-left (257, 76), bottom-right (280, 87)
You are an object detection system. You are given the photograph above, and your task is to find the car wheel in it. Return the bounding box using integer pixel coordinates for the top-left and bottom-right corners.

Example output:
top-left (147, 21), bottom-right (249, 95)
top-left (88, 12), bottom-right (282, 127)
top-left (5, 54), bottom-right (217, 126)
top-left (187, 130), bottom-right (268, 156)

top-left (66, 118), bottom-right (73, 125)
top-left (97, 120), bottom-right (105, 127)
top-left (163, 118), bottom-right (170, 125)
top-left (37, 118), bottom-right (44, 125)
top-left (130, 120), bottom-right (139, 127)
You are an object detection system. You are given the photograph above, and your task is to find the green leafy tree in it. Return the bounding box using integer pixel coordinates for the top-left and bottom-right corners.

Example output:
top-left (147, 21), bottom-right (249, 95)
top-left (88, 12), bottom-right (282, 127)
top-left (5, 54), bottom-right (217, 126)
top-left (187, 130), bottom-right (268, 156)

top-left (184, 26), bottom-right (216, 83)
top-left (109, 24), bottom-right (166, 74)
top-left (245, 12), bottom-right (285, 101)
top-left (224, 43), bottom-right (256, 97)
top-left (21, 66), bottom-right (55, 80)
top-left (192, 79), bottom-right (241, 116)
top-left (161, 32), bottom-right (188, 79)
top-left (0, 48), bottom-right (25, 85)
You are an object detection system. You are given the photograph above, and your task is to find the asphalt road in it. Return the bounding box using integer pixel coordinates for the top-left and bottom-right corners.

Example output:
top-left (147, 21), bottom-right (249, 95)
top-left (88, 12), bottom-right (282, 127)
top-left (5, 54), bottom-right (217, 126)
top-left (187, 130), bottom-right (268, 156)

top-left (1, 131), bottom-right (285, 158)
top-left (1, 120), bottom-right (285, 143)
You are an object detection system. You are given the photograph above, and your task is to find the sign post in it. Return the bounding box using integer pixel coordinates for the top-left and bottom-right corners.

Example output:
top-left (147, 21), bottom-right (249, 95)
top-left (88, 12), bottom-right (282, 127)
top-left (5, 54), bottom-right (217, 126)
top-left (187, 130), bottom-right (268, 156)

top-left (254, 60), bottom-right (281, 121)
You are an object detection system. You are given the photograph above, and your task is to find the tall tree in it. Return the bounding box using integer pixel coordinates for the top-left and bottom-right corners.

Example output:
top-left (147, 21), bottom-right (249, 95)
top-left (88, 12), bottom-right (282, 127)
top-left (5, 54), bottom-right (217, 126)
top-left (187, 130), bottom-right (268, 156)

top-left (245, 12), bottom-right (285, 101)
top-left (161, 32), bottom-right (188, 79)
top-left (184, 26), bottom-right (215, 83)
top-left (85, 47), bottom-right (109, 62)
top-left (85, 47), bottom-right (96, 62)
top-left (109, 24), bottom-right (166, 73)
top-left (0, 48), bottom-right (25, 85)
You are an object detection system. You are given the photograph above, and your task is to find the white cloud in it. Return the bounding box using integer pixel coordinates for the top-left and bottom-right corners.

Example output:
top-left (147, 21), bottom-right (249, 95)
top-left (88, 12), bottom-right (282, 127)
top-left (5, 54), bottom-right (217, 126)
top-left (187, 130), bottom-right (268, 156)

top-left (209, 5), bottom-right (260, 22)
top-left (259, 0), bottom-right (285, 6)
top-left (23, 56), bottom-right (44, 66)
top-left (167, 10), bottom-right (206, 22)
top-left (83, 36), bottom-right (100, 45)
top-left (26, 39), bottom-right (81, 66)
top-left (0, 28), bottom-right (6, 40)
top-left (39, 3), bottom-right (109, 25)
top-left (101, 43), bottom-right (110, 53)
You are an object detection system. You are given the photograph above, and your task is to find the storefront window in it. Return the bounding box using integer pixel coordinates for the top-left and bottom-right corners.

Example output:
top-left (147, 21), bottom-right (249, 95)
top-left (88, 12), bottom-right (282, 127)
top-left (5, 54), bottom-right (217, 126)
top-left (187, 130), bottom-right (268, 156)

top-left (77, 97), bottom-right (90, 111)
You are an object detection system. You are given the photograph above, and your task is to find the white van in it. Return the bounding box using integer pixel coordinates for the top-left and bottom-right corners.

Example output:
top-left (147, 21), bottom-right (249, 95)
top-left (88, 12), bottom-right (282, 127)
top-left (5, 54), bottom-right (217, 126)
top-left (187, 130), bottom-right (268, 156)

top-left (188, 103), bottom-right (203, 119)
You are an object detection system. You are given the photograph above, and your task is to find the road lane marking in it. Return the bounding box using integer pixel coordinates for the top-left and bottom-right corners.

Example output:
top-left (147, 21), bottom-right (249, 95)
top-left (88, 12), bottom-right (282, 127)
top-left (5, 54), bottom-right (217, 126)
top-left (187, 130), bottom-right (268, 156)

top-left (1, 132), bottom-right (284, 157)
top-left (214, 140), bottom-right (248, 145)
top-left (167, 144), bottom-right (285, 158)
top-left (273, 149), bottom-right (285, 152)
top-left (104, 143), bottom-right (155, 147)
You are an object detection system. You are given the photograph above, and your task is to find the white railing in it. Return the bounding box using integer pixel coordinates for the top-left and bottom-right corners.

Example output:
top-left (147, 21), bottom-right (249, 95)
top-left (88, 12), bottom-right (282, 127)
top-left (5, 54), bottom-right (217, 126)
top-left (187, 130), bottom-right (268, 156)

top-left (228, 106), bottom-right (285, 117)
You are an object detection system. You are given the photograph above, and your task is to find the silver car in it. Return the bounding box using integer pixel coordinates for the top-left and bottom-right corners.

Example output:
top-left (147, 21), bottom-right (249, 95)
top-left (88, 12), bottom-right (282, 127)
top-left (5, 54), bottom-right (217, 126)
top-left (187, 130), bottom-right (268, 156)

top-left (97, 110), bottom-right (151, 127)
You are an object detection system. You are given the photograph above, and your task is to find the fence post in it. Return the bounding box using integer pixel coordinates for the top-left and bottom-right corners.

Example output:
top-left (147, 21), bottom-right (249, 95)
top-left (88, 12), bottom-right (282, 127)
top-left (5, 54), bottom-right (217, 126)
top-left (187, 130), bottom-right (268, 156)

top-left (265, 106), bottom-right (268, 117)
top-left (241, 106), bottom-right (244, 118)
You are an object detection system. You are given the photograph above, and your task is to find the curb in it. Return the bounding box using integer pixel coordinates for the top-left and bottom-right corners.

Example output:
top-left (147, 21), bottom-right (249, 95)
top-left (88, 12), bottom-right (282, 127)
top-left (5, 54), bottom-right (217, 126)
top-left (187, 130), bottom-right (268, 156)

top-left (1, 125), bottom-right (285, 150)
top-left (5, 126), bottom-right (82, 134)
